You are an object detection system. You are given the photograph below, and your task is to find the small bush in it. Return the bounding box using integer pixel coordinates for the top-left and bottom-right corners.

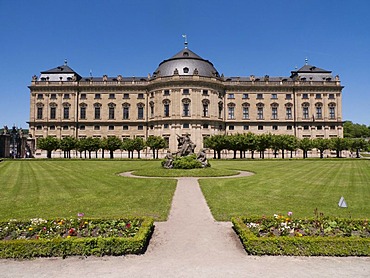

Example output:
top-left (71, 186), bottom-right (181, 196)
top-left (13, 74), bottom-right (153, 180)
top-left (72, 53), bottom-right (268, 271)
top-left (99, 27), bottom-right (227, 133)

top-left (172, 154), bottom-right (203, 169)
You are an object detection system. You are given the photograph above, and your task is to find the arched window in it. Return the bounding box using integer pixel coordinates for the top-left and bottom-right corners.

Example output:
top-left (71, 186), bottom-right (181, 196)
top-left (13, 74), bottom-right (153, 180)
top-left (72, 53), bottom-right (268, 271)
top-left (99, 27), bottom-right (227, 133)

top-left (108, 103), bottom-right (116, 120)
top-left (137, 103), bottom-right (145, 119)
top-left (122, 103), bottom-right (130, 119)
top-left (202, 99), bottom-right (209, 117)
top-left (218, 101), bottom-right (223, 118)
top-left (163, 99), bottom-right (170, 117)
top-left (182, 98), bottom-right (191, 117)
top-left (149, 101), bottom-right (154, 118)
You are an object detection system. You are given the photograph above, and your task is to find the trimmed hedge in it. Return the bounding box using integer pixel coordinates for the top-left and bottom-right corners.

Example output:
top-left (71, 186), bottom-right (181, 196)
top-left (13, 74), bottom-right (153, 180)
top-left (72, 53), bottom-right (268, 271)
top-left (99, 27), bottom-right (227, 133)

top-left (0, 217), bottom-right (153, 259)
top-left (232, 217), bottom-right (370, 256)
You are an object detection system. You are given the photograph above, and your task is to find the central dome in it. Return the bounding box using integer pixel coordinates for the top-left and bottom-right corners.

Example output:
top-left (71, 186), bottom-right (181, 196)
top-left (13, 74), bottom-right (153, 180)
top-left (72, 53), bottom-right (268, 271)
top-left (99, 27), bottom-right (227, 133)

top-left (153, 48), bottom-right (219, 78)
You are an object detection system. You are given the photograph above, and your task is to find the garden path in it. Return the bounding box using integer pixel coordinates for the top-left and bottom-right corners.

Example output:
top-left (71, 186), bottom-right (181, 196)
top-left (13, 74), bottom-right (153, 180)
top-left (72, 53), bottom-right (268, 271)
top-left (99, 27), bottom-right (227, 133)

top-left (0, 172), bottom-right (369, 277)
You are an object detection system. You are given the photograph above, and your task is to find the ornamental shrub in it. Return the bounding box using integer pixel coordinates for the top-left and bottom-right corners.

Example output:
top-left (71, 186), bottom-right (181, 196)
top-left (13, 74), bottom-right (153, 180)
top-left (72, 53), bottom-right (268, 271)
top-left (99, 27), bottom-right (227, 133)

top-left (172, 154), bottom-right (203, 169)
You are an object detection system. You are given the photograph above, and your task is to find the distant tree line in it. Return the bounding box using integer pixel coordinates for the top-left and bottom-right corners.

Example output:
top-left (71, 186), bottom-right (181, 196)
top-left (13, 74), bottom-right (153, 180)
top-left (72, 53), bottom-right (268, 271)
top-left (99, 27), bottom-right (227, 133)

top-left (343, 121), bottom-right (370, 138)
top-left (37, 135), bottom-right (167, 159)
top-left (204, 133), bottom-right (369, 159)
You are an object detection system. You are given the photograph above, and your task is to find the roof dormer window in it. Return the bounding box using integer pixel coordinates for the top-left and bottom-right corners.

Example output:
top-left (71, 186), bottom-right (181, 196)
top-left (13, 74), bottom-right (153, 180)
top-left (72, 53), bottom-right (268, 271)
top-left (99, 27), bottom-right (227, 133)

top-left (183, 52), bottom-right (189, 57)
top-left (183, 67), bottom-right (189, 73)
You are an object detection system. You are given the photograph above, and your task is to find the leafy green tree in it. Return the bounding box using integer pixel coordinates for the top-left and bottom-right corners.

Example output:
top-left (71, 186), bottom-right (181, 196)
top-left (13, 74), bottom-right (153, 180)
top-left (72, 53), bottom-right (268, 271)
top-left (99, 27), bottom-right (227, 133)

top-left (313, 138), bottom-right (330, 159)
top-left (270, 134), bottom-right (282, 158)
top-left (349, 138), bottom-right (368, 158)
top-left (37, 136), bottom-right (59, 159)
top-left (343, 121), bottom-right (370, 138)
top-left (104, 136), bottom-right (122, 159)
top-left (329, 137), bottom-right (349, 158)
top-left (204, 135), bottom-right (227, 159)
top-left (298, 138), bottom-right (313, 159)
top-left (59, 136), bottom-right (77, 158)
top-left (284, 135), bottom-right (299, 158)
top-left (122, 138), bottom-right (135, 159)
top-left (132, 137), bottom-right (146, 159)
top-left (244, 132), bottom-right (257, 159)
top-left (226, 134), bottom-right (241, 159)
top-left (146, 136), bottom-right (167, 159)
top-left (76, 138), bottom-right (87, 158)
top-left (256, 134), bottom-right (272, 159)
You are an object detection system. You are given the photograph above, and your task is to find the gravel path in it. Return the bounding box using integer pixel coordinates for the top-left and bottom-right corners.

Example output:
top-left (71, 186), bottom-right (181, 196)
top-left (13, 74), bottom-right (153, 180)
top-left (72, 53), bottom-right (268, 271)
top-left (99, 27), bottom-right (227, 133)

top-left (1, 172), bottom-right (369, 277)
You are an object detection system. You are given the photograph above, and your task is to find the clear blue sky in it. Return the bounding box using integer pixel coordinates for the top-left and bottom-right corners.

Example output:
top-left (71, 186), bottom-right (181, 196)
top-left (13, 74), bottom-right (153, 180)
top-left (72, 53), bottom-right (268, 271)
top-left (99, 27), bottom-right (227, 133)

top-left (1, 0), bottom-right (369, 128)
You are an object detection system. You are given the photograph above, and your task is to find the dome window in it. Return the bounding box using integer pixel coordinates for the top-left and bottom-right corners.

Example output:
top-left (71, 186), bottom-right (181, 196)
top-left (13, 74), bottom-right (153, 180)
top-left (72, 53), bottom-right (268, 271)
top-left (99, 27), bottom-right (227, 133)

top-left (183, 67), bottom-right (189, 73)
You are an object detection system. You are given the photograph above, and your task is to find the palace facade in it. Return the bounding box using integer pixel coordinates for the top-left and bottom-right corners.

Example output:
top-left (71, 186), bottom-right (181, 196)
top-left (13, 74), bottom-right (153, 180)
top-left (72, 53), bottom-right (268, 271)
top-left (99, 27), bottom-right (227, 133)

top-left (28, 46), bottom-right (343, 157)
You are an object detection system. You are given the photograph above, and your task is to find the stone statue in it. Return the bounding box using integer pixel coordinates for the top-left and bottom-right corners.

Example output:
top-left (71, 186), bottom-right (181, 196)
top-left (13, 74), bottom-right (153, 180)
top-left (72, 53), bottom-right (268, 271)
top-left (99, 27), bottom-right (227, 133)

top-left (3, 125), bottom-right (9, 135)
top-left (177, 133), bottom-right (196, 156)
top-left (163, 150), bottom-right (174, 169)
top-left (196, 148), bottom-right (208, 167)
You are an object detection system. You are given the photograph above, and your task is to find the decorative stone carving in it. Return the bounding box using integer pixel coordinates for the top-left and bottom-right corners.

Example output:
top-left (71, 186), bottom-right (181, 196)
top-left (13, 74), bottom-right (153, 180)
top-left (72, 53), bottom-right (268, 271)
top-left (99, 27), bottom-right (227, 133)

top-left (196, 148), bottom-right (208, 167)
top-left (176, 133), bottom-right (196, 156)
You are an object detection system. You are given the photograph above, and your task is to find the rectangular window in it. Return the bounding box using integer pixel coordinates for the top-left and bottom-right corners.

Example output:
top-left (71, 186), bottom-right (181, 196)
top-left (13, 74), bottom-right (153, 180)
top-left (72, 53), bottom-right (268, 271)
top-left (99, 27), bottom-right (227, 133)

top-left (109, 93), bottom-right (115, 99)
top-left (80, 93), bottom-right (86, 99)
top-left (316, 93), bottom-right (322, 99)
top-left (242, 93), bottom-right (249, 99)
top-left (123, 125), bottom-right (129, 130)
top-left (36, 125), bottom-right (42, 130)
top-left (272, 107), bottom-right (278, 119)
top-left (287, 125), bottom-right (292, 130)
top-left (63, 107), bottom-right (69, 119)
top-left (138, 107), bottom-right (144, 119)
top-left (228, 93), bottom-right (235, 99)
top-left (94, 107), bottom-right (101, 119)
top-left (272, 125), bottom-right (278, 130)
top-left (257, 93), bottom-right (263, 99)
top-left (202, 124), bottom-right (208, 128)
top-left (123, 93), bottom-right (129, 99)
top-left (271, 93), bottom-right (277, 99)
top-left (242, 107), bottom-right (249, 119)
top-left (37, 94), bottom-right (43, 99)
top-left (183, 123), bottom-right (189, 128)
top-left (183, 89), bottom-right (189, 95)
top-left (329, 107), bottom-right (335, 119)
top-left (64, 94), bottom-right (70, 99)
top-left (138, 93), bottom-right (144, 99)
top-left (218, 104), bottom-right (223, 118)
top-left (303, 107), bottom-right (309, 119)
top-left (203, 104), bottom-right (209, 117)
top-left (63, 125), bottom-right (68, 130)
top-left (317, 125), bottom-right (323, 130)
top-left (183, 103), bottom-right (190, 116)
top-left (94, 125), bottom-right (100, 130)
top-left (229, 125), bottom-right (234, 130)
top-left (202, 90), bottom-right (208, 95)
top-left (243, 125), bottom-right (249, 130)
top-left (258, 125), bottom-right (263, 130)
top-left (150, 105), bottom-right (154, 117)
top-left (164, 123), bottom-right (169, 129)
top-left (138, 125), bottom-right (144, 130)
top-left (80, 106), bottom-right (86, 119)
top-left (79, 125), bottom-right (85, 130)
top-left (228, 106), bottom-right (235, 119)
top-left (50, 125), bottom-right (56, 130)
top-left (164, 90), bottom-right (170, 96)
top-left (109, 107), bottom-right (115, 119)
top-left (286, 94), bottom-right (292, 99)
top-left (95, 93), bottom-right (101, 99)
top-left (329, 94), bottom-right (335, 99)
top-left (164, 104), bottom-right (170, 117)
top-left (50, 94), bottom-right (56, 99)
top-left (286, 107), bottom-right (292, 119)
top-left (316, 106), bottom-right (322, 119)
top-left (302, 93), bottom-right (308, 99)
top-left (257, 107), bottom-right (263, 119)
top-left (108, 125), bottom-right (115, 130)
top-left (123, 107), bottom-right (129, 119)
top-left (50, 107), bottom-right (56, 119)
top-left (330, 125), bottom-right (336, 130)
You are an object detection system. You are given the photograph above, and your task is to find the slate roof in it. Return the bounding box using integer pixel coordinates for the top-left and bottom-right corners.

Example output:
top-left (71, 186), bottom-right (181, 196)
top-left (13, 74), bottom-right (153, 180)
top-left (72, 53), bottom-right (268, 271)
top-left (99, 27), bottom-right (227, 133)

top-left (41, 65), bottom-right (79, 74)
top-left (291, 64), bottom-right (331, 74)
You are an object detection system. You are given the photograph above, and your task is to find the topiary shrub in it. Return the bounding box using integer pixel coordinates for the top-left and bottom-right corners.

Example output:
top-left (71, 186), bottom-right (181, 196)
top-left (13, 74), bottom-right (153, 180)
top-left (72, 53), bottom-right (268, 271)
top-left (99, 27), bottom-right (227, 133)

top-left (172, 154), bottom-right (203, 169)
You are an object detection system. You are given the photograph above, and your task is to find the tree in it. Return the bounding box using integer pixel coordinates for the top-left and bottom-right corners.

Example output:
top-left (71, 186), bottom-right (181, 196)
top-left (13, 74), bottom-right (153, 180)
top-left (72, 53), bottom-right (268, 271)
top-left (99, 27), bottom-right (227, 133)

top-left (256, 134), bottom-right (272, 159)
top-left (349, 138), bottom-right (368, 158)
top-left (132, 137), bottom-right (146, 159)
top-left (298, 138), bottom-right (313, 159)
top-left (270, 134), bottom-right (282, 158)
top-left (226, 134), bottom-right (240, 159)
top-left (284, 135), bottom-right (298, 158)
top-left (313, 138), bottom-right (330, 159)
top-left (244, 132), bottom-right (257, 159)
top-left (329, 137), bottom-right (349, 158)
top-left (122, 138), bottom-right (135, 158)
top-left (204, 135), bottom-right (227, 159)
top-left (343, 121), bottom-right (370, 138)
top-left (37, 136), bottom-right (59, 159)
top-left (59, 136), bottom-right (77, 158)
top-left (146, 136), bottom-right (167, 159)
top-left (104, 136), bottom-right (122, 159)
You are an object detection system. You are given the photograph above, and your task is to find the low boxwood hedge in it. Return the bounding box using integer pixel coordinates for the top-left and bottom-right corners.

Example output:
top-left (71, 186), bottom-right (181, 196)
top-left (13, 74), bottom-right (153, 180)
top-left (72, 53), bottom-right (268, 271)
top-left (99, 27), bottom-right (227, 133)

top-left (232, 216), bottom-right (370, 256)
top-left (0, 217), bottom-right (153, 259)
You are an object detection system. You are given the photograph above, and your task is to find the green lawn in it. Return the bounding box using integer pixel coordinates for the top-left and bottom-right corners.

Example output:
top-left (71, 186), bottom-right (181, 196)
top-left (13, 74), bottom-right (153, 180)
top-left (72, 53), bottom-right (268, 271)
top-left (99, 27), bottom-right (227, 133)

top-left (200, 159), bottom-right (370, 220)
top-left (0, 160), bottom-right (176, 221)
top-left (1, 159), bottom-right (369, 222)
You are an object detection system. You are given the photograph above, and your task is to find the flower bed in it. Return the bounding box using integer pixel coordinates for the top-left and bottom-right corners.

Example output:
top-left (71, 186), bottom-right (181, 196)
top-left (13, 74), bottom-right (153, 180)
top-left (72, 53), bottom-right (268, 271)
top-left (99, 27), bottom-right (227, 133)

top-left (232, 213), bottom-right (370, 256)
top-left (0, 216), bottom-right (153, 259)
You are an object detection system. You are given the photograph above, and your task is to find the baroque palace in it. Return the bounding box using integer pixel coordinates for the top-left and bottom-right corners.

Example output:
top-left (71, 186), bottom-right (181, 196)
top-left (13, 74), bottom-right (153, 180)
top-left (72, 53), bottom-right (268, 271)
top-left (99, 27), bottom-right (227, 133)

top-left (28, 43), bottom-right (343, 157)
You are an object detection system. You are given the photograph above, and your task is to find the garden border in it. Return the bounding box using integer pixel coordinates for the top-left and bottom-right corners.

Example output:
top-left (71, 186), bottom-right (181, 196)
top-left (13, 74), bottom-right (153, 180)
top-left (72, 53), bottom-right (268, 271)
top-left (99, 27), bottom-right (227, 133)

top-left (0, 217), bottom-right (154, 259)
top-left (232, 216), bottom-right (370, 256)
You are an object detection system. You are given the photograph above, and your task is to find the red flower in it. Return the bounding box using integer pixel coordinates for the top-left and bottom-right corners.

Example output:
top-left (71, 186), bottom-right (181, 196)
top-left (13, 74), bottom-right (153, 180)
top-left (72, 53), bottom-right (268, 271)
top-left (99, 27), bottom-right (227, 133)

top-left (126, 223), bottom-right (131, 229)
top-left (68, 228), bottom-right (76, 235)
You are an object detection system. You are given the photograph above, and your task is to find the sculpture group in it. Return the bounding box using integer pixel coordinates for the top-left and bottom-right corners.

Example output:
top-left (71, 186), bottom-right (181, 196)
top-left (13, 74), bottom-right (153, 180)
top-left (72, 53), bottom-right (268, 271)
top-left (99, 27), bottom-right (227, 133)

top-left (163, 133), bottom-right (209, 169)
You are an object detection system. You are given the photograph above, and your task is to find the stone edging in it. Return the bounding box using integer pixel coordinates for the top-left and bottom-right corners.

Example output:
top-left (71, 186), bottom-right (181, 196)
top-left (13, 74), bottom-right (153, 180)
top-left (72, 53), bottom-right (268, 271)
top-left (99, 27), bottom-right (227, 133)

top-left (118, 170), bottom-right (254, 179)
